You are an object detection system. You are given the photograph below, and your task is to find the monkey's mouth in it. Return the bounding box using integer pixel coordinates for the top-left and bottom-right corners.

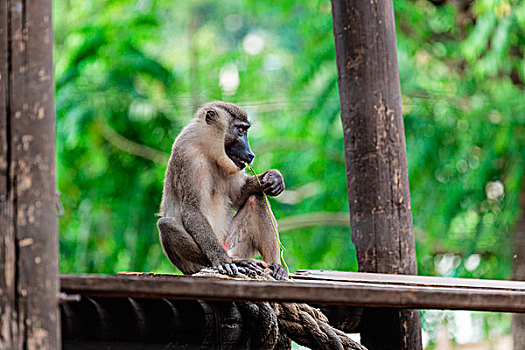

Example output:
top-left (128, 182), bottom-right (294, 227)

top-left (228, 155), bottom-right (247, 170)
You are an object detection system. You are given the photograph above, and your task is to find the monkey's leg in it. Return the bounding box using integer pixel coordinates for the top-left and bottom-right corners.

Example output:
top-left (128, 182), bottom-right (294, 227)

top-left (157, 217), bottom-right (210, 275)
top-left (227, 194), bottom-right (288, 280)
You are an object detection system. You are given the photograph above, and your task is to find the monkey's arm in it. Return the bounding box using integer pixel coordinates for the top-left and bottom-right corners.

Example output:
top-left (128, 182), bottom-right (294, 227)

top-left (181, 203), bottom-right (239, 275)
top-left (232, 169), bottom-right (285, 208)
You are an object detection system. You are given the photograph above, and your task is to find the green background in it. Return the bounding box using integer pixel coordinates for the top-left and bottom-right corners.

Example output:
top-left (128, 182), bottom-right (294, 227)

top-left (53, 0), bottom-right (525, 347)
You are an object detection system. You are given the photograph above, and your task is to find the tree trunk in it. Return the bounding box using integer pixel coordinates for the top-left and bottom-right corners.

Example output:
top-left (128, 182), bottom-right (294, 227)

top-left (0, 1), bottom-right (60, 349)
top-left (330, 0), bottom-right (422, 349)
top-left (513, 186), bottom-right (525, 350)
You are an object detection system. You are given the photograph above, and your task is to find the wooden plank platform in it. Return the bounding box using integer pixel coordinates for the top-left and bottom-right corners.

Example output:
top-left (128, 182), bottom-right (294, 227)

top-left (60, 271), bottom-right (525, 313)
top-left (294, 270), bottom-right (525, 291)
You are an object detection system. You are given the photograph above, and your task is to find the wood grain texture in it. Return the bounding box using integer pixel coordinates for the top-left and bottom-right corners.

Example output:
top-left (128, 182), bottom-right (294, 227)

top-left (0, 1), bottom-right (59, 349)
top-left (330, 0), bottom-right (421, 348)
top-left (295, 270), bottom-right (525, 291)
top-left (60, 273), bottom-right (525, 313)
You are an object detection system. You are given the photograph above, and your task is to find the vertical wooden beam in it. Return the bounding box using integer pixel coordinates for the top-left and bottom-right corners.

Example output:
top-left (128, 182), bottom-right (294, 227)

top-left (330, 1), bottom-right (422, 349)
top-left (0, 0), bottom-right (60, 349)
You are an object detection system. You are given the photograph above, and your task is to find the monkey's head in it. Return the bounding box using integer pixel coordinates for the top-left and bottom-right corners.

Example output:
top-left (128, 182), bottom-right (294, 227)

top-left (199, 101), bottom-right (255, 172)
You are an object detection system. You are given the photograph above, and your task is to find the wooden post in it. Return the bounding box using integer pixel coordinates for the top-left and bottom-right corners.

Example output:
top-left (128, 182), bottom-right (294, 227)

top-left (330, 1), bottom-right (422, 349)
top-left (0, 1), bottom-right (60, 349)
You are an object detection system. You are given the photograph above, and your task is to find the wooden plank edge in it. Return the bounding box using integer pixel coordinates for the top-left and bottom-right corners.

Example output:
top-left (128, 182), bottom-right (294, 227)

top-left (294, 270), bottom-right (525, 291)
top-left (60, 274), bottom-right (525, 313)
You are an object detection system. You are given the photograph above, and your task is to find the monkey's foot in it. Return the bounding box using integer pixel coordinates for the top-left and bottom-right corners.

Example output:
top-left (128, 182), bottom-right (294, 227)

top-left (233, 258), bottom-right (267, 275)
top-left (193, 267), bottom-right (282, 282)
top-left (269, 263), bottom-right (288, 280)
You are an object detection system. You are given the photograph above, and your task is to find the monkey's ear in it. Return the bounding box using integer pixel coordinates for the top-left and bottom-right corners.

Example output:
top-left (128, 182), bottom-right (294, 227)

top-left (205, 110), bottom-right (217, 125)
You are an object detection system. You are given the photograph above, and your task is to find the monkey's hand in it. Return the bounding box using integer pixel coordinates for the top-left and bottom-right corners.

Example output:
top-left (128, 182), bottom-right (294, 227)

top-left (233, 258), bottom-right (267, 276)
top-left (260, 169), bottom-right (285, 197)
top-left (269, 263), bottom-right (288, 280)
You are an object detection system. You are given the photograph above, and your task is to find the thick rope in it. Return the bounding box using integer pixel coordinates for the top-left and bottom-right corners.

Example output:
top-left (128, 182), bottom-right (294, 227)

top-left (194, 268), bottom-right (367, 350)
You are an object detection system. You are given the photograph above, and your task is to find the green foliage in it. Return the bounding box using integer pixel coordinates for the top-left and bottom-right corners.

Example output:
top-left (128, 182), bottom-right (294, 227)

top-left (394, 0), bottom-right (525, 281)
top-left (54, 0), bottom-right (524, 345)
top-left (54, 0), bottom-right (524, 284)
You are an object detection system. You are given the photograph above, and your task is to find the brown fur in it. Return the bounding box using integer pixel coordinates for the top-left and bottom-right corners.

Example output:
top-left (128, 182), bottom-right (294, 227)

top-left (158, 101), bottom-right (287, 278)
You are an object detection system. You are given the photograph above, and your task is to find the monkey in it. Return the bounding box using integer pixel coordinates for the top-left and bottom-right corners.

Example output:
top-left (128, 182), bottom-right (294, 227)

top-left (157, 101), bottom-right (288, 280)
